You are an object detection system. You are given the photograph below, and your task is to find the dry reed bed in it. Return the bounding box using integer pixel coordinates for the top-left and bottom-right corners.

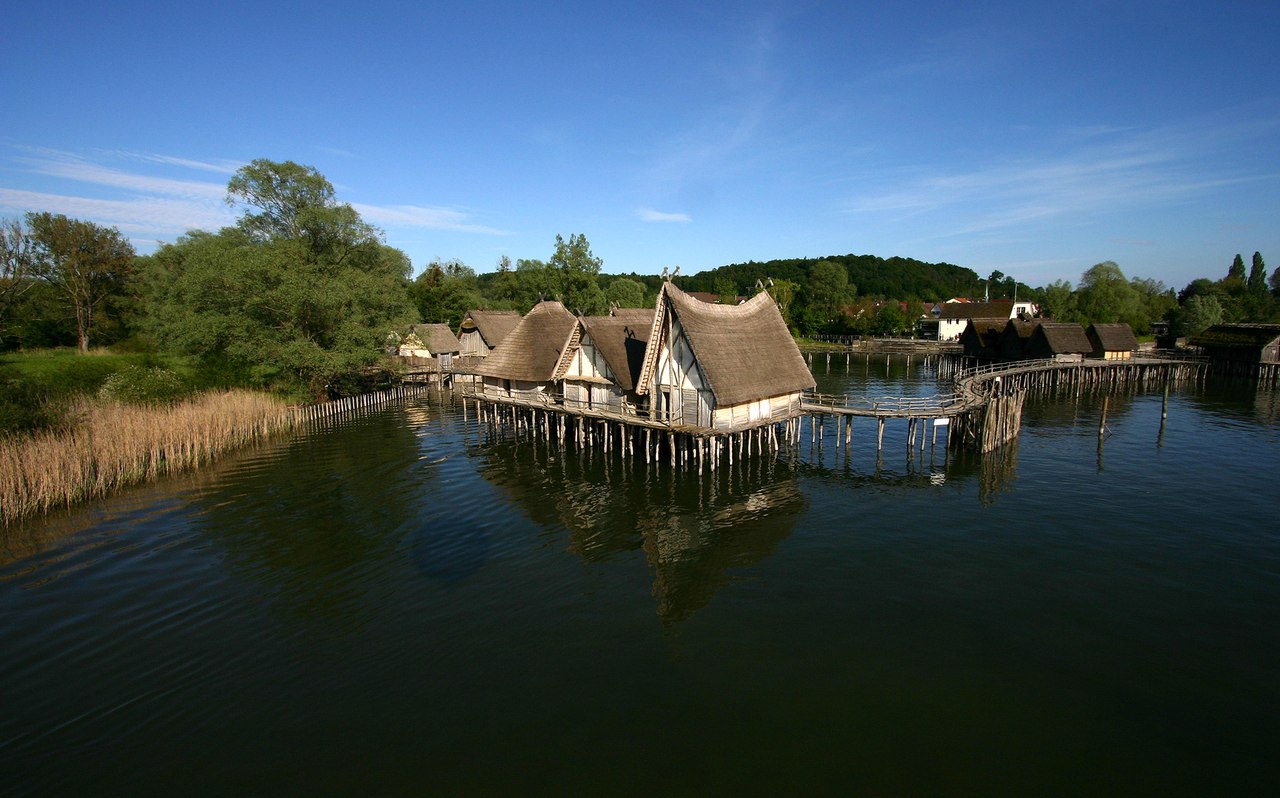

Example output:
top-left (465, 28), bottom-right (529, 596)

top-left (1, 391), bottom-right (295, 526)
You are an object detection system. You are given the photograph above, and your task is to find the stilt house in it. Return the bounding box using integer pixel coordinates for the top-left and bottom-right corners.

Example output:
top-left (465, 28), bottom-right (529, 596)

top-left (635, 282), bottom-right (814, 431)
top-left (959, 318), bottom-right (1008, 361)
top-left (1024, 322), bottom-right (1092, 361)
top-left (472, 301), bottom-right (577, 401)
top-left (1190, 324), bottom-right (1280, 372)
top-left (1086, 323), bottom-right (1138, 360)
top-left (999, 319), bottom-right (1041, 361)
top-left (398, 323), bottom-right (461, 369)
top-left (560, 311), bottom-right (654, 415)
top-left (458, 309), bottom-right (521, 358)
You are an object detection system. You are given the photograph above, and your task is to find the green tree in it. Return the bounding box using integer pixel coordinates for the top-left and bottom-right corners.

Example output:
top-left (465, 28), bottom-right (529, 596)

top-left (768, 279), bottom-right (798, 326)
top-left (872, 303), bottom-right (908, 335)
top-left (604, 277), bottom-right (647, 309)
top-left (1174, 294), bottom-right (1224, 337)
top-left (1227, 253), bottom-right (1246, 283)
top-left (138, 161), bottom-right (415, 395)
top-left (1130, 277), bottom-right (1177, 335)
top-left (1271, 265), bottom-right (1280, 296)
top-left (548, 233), bottom-right (606, 315)
top-left (26, 212), bottom-right (135, 353)
top-left (1248, 251), bottom-right (1268, 294)
top-left (1040, 279), bottom-right (1078, 322)
top-left (1, 217), bottom-right (36, 340)
top-left (807, 260), bottom-right (852, 321)
top-left (1077, 261), bottom-right (1140, 326)
top-left (713, 277), bottom-right (738, 304)
top-left (410, 259), bottom-right (482, 328)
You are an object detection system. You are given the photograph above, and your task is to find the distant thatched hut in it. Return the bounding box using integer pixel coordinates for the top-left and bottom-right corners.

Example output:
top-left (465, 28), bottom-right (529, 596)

top-left (1190, 323), bottom-right (1280, 375)
top-left (1087, 323), bottom-right (1138, 360)
top-left (458, 309), bottom-right (521, 358)
top-left (472, 301), bottom-right (577, 400)
top-left (398, 323), bottom-right (461, 369)
top-left (959, 318), bottom-right (1008, 361)
top-left (560, 311), bottom-right (655, 414)
top-left (1024, 322), bottom-right (1092, 361)
top-left (635, 283), bottom-right (813, 431)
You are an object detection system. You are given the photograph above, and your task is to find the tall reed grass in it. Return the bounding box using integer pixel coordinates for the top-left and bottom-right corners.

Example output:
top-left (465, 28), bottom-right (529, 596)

top-left (1, 391), bottom-right (294, 526)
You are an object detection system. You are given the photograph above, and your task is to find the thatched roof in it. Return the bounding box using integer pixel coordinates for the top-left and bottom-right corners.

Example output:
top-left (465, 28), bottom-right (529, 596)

top-left (609, 306), bottom-right (655, 321)
top-left (937, 301), bottom-right (1014, 320)
top-left (460, 309), bottom-right (521, 348)
top-left (473, 301), bottom-right (577, 382)
top-left (1030, 322), bottom-right (1092, 355)
top-left (1005, 319), bottom-right (1041, 340)
top-left (406, 323), bottom-right (460, 354)
top-left (641, 283), bottom-right (814, 406)
top-left (578, 312), bottom-right (654, 391)
top-left (1087, 323), bottom-right (1138, 352)
top-left (962, 318), bottom-right (1008, 346)
top-left (1190, 323), bottom-right (1280, 349)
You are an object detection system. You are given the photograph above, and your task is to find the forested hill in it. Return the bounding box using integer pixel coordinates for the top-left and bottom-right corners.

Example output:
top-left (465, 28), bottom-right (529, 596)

top-left (682, 254), bottom-right (983, 300)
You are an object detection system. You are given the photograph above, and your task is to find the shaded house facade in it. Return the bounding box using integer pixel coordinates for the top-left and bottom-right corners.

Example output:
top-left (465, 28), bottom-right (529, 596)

top-left (1190, 324), bottom-right (1280, 370)
top-left (458, 309), bottom-right (521, 358)
top-left (560, 311), bottom-right (654, 415)
top-left (635, 283), bottom-right (814, 431)
top-left (473, 301), bottom-right (577, 400)
top-left (398, 323), bottom-right (460, 369)
top-left (1000, 319), bottom-right (1041, 361)
top-left (959, 318), bottom-right (1009, 361)
top-left (1087, 323), bottom-right (1138, 360)
top-left (1024, 322), bottom-right (1092, 361)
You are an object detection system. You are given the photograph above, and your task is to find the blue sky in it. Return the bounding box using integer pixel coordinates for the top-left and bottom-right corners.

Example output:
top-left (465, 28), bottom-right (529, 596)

top-left (2, 0), bottom-right (1277, 291)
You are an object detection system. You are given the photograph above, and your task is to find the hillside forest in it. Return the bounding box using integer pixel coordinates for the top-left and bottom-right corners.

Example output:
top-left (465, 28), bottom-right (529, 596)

top-left (4, 159), bottom-right (1279, 399)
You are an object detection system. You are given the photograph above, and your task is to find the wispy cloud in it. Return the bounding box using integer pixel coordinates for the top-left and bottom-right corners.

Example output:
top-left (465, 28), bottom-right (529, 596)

top-left (1, 148), bottom-right (509, 248)
top-left (353, 203), bottom-right (509, 235)
top-left (637, 208), bottom-right (691, 223)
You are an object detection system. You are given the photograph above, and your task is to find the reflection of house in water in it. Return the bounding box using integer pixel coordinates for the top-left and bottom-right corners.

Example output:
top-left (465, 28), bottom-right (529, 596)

top-left (471, 440), bottom-right (804, 624)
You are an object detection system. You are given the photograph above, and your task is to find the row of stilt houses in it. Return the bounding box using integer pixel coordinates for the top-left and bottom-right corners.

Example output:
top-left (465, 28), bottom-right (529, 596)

top-left (459, 282), bottom-right (816, 469)
top-left (960, 318), bottom-right (1139, 363)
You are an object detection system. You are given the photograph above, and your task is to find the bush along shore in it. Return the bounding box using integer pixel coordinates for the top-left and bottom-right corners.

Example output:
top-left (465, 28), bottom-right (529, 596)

top-left (1, 390), bottom-right (294, 527)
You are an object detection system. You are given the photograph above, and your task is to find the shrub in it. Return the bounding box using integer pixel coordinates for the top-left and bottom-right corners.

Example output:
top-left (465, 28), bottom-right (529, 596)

top-left (97, 366), bottom-right (189, 405)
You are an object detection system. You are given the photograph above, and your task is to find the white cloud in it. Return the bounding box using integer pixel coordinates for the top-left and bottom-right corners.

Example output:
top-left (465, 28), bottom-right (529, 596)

top-left (352, 203), bottom-right (509, 235)
top-left (0, 187), bottom-right (234, 238)
top-left (638, 208), bottom-right (691, 223)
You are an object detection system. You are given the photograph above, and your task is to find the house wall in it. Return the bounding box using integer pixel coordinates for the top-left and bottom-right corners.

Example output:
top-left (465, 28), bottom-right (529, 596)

top-left (459, 330), bottom-right (490, 357)
top-left (711, 393), bottom-right (801, 431)
top-left (652, 313), bottom-right (713, 426)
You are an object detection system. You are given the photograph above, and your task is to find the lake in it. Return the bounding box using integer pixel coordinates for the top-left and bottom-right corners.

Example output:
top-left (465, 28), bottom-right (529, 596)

top-left (2, 355), bottom-right (1278, 796)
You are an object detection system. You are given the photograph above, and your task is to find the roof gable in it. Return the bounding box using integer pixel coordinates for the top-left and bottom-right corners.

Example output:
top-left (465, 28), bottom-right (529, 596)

top-left (461, 309), bottom-right (521, 348)
top-left (578, 312), bottom-right (654, 391)
top-left (473, 302), bottom-right (577, 381)
top-left (407, 323), bottom-right (460, 354)
top-left (1087, 323), bottom-right (1138, 352)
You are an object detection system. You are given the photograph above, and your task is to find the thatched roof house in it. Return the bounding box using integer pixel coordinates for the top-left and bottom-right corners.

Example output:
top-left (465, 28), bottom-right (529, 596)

top-left (1190, 323), bottom-right (1280, 365)
top-left (1087, 323), bottom-right (1138, 360)
top-left (1025, 322), bottom-right (1092, 361)
top-left (1000, 319), bottom-right (1041, 361)
top-left (458, 309), bottom-right (521, 358)
top-left (398, 323), bottom-right (460, 358)
top-left (473, 301), bottom-right (577, 399)
top-left (560, 311), bottom-right (654, 413)
top-left (959, 318), bottom-right (1008, 360)
top-left (636, 282), bottom-right (813, 430)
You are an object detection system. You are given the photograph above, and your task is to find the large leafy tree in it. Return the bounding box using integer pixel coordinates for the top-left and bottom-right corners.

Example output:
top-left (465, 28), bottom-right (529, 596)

top-left (410, 259), bottom-right (482, 328)
top-left (548, 233), bottom-right (606, 315)
top-left (26, 212), bottom-right (134, 353)
top-left (1076, 261), bottom-right (1141, 326)
top-left (1248, 251), bottom-right (1268, 294)
top-left (139, 160), bottom-right (414, 395)
top-left (1, 217), bottom-right (37, 339)
top-left (806, 260), bottom-right (853, 321)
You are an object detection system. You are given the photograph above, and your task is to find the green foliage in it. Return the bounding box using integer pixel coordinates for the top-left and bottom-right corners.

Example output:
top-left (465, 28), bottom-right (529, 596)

top-left (136, 160), bottom-right (416, 398)
top-left (806, 260), bottom-right (853, 321)
top-left (98, 365), bottom-right (188, 405)
top-left (603, 277), bottom-right (647, 308)
top-left (1248, 252), bottom-right (1268, 294)
top-left (25, 212), bottom-right (135, 352)
top-left (410, 259), bottom-right (482, 328)
top-left (1172, 294), bottom-right (1225, 337)
top-left (548, 233), bottom-right (606, 315)
top-left (1040, 279), bottom-right (1078, 322)
top-left (1077, 261), bottom-right (1142, 326)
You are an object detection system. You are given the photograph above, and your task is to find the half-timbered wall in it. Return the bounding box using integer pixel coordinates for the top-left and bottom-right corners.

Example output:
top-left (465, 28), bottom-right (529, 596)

top-left (652, 313), bottom-right (713, 426)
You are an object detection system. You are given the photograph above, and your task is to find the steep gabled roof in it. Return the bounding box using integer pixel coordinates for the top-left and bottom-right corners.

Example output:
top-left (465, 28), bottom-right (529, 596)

top-left (406, 323), bottom-right (460, 354)
top-left (461, 309), bottom-right (521, 348)
top-left (473, 301), bottom-right (577, 382)
top-left (937, 301), bottom-right (1015, 321)
top-left (639, 283), bottom-right (814, 406)
top-left (961, 318), bottom-right (1008, 347)
top-left (1031, 322), bottom-right (1092, 355)
top-left (578, 311), bottom-right (654, 392)
top-left (1190, 323), bottom-right (1280, 349)
top-left (609, 306), bottom-right (654, 321)
top-left (1087, 323), bottom-right (1138, 352)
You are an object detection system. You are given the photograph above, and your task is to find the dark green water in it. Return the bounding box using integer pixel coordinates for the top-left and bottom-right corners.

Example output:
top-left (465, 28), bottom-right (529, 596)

top-left (2, 357), bottom-right (1278, 796)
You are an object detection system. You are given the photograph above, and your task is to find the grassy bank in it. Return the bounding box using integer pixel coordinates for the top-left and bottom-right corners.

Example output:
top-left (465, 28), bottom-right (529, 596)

top-left (1, 391), bottom-right (294, 526)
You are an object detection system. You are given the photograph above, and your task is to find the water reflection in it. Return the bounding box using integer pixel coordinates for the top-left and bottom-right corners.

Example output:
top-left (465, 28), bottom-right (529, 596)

top-left (472, 436), bottom-right (804, 623)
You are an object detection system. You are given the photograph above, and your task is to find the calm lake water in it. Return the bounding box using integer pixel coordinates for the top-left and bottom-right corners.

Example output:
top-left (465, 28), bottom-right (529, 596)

top-left (2, 356), bottom-right (1279, 796)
